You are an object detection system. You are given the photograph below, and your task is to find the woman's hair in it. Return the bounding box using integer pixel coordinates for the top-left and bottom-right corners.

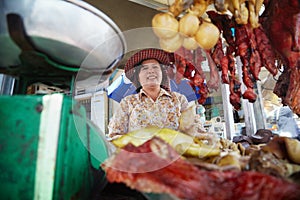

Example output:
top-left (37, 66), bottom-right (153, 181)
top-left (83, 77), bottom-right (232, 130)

top-left (132, 59), bottom-right (169, 93)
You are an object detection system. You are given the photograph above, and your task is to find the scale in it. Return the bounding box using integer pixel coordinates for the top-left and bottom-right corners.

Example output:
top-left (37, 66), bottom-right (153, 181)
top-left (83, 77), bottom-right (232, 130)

top-left (0, 0), bottom-right (126, 199)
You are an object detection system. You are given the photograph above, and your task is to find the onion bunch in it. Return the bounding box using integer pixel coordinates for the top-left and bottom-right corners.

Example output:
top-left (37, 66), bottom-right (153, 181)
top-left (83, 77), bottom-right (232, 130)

top-left (151, 0), bottom-right (220, 52)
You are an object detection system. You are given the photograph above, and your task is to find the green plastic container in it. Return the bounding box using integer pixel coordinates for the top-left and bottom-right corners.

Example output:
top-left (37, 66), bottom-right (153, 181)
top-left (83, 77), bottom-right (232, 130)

top-left (0, 94), bottom-right (109, 200)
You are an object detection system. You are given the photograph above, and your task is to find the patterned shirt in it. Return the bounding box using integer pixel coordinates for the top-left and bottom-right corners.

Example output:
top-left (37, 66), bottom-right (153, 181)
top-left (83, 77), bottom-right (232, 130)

top-left (107, 88), bottom-right (189, 139)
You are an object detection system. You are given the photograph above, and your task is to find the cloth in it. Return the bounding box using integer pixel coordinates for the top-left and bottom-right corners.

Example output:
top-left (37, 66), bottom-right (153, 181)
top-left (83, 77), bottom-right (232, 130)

top-left (107, 88), bottom-right (189, 140)
top-left (277, 106), bottom-right (299, 138)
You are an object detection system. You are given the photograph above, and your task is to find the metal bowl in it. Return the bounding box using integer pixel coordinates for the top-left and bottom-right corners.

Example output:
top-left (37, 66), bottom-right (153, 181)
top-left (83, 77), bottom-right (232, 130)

top-left (0, 0), bottom-right (126, 72)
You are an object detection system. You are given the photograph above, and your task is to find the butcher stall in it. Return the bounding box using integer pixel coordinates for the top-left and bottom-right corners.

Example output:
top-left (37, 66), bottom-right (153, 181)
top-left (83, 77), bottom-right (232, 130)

top-left (100, 0), bottom-right (300, 199)
top-left (0, 0), bottom-right (300, 199)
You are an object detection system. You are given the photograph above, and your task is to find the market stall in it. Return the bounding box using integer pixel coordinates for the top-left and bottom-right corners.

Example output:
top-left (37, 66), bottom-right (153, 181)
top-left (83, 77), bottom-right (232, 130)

top-left (101, 0), bottom-right (300, 199)
top-left (1, 0), bottom-right (299, 199)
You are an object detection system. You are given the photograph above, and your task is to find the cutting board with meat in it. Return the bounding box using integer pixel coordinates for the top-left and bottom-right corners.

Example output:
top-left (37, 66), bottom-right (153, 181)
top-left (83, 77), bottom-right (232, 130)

top-left (101, 127), bottom-right (300, 200)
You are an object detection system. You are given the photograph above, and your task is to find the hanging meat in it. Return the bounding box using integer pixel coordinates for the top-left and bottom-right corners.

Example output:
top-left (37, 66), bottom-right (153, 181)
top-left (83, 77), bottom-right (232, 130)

top-left (173, 49), bottom-right (187, 84)
top-left (261, 0), bottom-right (300, 115)
top-left (208, 12), bottom-right (241, 109)
top-left (220, 52), bottom-right (230, 84)
top-left (172, 47), bottom-right (209, 105)
top-left (207, 11), bottom-right (260, 107)
top-left (205, 50), bottom-right (220, 91)
top-left (228, 53), bottom-right (243, 110)
top-left (253, 26), bottom-right (278, 77)
top-left (211, 38), bottom-right (223, 69)
top-left (235, 24), bottom-right (258, 103)
top-left (151, 0), bottom-right (299, 112)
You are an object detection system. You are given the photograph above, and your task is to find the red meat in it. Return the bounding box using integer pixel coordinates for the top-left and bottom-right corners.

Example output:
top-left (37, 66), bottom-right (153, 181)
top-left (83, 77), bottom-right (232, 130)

top-left (102, 138), bottom-right (300, 200)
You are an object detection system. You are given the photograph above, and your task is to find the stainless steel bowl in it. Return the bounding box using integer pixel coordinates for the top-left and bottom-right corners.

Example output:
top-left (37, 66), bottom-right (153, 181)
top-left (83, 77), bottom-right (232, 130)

top-left (0, 0), bottom-right (126, 72)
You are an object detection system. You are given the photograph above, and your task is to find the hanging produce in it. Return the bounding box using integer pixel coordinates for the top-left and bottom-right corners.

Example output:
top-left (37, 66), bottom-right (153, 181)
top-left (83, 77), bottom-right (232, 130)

top-left (151, 0), bottom-right (300, 115)
top-left (152, 0), bottom-right (220, 52)
top-left (182, 36), bottom-right (199, 50)
top-left (194, 18), bottom-right (220, 50)
top-left (151, 0), bottom-right (265, 53)
top-left (178, 12), bottom-right (200, 37)
top-left (159, 32), bottom-right (183, 52)
top-left (152, 12), bottom-right (179, 39)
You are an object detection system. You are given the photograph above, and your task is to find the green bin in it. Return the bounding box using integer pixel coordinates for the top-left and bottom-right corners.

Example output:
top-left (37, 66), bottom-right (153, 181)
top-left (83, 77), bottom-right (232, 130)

top-left (0, 94), bottom-right (109, 200)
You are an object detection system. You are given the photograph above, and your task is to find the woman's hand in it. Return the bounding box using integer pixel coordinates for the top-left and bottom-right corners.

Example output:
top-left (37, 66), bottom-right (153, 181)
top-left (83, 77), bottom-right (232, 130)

top-left (107, 132), bottom-right (123, 141)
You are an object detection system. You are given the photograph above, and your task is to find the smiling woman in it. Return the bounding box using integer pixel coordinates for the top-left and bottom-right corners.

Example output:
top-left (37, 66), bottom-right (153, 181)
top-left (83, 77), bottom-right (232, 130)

top-left (137, 59), bottom-right (163, 96)
top-left (135, 60), bottom-right (169, 98)
top-left (107, 48), bottom-right (209, 140)
top-left (107, 48), bottom-right (185, 139)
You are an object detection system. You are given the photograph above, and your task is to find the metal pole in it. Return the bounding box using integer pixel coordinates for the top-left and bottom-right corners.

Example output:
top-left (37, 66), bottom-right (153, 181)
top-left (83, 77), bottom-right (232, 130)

top-left (220, 72), bottom-right (235, 140)
top-left (0, 74), bottom-right (15, 95)
top-left (255, 81), bottom-right (267, 129)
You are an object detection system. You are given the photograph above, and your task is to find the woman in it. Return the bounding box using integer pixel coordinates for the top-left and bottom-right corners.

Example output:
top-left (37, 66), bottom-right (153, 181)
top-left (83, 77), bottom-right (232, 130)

top-left (107, 48), bottom-right (204, 140)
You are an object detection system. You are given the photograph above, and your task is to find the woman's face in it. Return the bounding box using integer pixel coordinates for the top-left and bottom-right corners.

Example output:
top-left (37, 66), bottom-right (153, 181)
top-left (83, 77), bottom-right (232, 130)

top-left (138, 59), bottom-right (162, 89)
